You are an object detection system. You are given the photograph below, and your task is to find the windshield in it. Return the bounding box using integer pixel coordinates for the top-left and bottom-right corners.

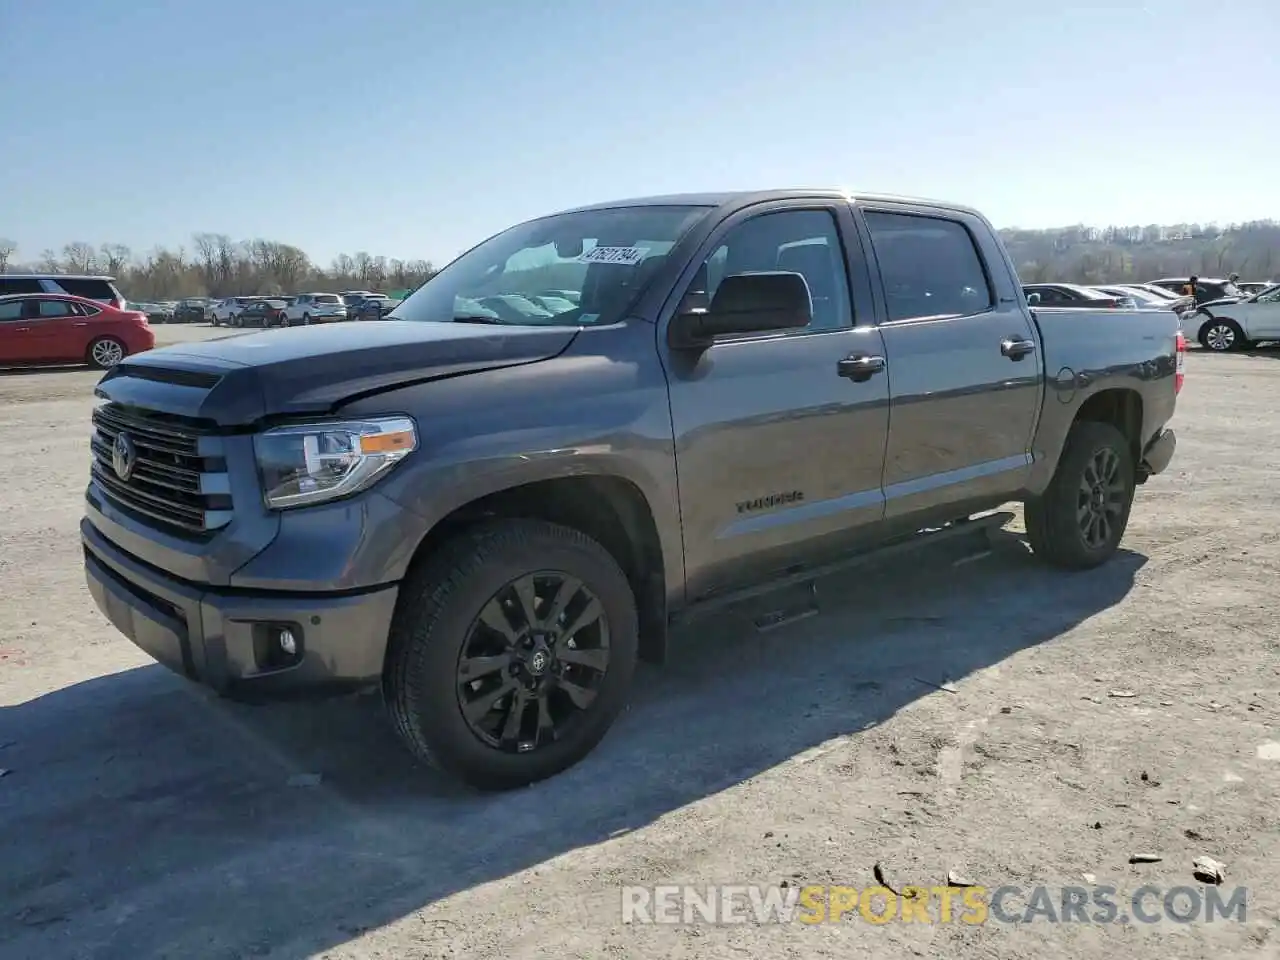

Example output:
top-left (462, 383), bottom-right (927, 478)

top-left (391, 204), bottom-right (710, 326)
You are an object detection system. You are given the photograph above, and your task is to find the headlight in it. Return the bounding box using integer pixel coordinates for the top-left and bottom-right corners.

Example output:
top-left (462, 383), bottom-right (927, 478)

top-left (254, 416), bottom-right (417, 509)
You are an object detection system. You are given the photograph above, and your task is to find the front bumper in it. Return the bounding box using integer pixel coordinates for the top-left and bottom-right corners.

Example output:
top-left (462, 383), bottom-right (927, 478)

top-left (1138, 427), bottom-right (1176, 481)
top-left (82, 518), bottom-right (398, 699)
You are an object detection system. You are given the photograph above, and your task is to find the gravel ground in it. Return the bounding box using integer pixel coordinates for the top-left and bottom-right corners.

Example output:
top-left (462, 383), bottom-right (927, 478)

top-left (1, 328), bottom-right (1278, 960)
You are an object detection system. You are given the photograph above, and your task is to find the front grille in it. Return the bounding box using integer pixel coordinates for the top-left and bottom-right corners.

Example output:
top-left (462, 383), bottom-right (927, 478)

top-left (90, 404), bottom-right (233, 536)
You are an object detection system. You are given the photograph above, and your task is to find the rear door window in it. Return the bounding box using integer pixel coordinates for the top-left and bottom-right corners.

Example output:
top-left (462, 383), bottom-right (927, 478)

top-left (36, 299), bottom-right (76, 318)
top-left (862, 211), bottom-right (995, 322)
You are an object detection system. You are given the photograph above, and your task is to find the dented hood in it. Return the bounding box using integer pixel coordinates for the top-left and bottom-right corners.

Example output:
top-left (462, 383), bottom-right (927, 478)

top-left (96, 320), bottom-right (580, 426)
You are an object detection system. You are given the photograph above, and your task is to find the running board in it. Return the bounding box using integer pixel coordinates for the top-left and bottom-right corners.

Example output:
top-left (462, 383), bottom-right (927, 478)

top-left (680, 510), bottom-right (1015, 630)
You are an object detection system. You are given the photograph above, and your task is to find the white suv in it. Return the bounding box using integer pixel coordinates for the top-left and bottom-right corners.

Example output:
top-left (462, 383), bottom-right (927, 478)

top-left (0, 274), bottom-right (126, 308)
top-left (283, 293), bottom-right (348, 324)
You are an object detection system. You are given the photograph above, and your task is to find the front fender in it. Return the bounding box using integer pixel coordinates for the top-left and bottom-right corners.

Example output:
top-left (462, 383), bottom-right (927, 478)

top-left (336, 323), bottom-right (686, 606)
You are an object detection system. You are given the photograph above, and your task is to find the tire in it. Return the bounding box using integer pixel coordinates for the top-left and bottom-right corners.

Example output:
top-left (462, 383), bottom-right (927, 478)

top-left (384, 519), bottom-right (639, 790)
top-left (1024, 421), bottom-right (1136, 570)
top-left (1199, 317), bottom-right (1248, 352)
top-left (87, 336), bottom-right (127, 369)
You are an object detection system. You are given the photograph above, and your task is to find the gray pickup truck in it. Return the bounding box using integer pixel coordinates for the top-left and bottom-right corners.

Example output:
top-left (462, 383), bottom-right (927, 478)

top-left (82, 189), bottom-right (1183, 790)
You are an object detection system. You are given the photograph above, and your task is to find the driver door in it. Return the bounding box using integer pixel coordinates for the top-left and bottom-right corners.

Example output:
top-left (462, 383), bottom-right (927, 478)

top-left (659, 202), bottom-right (890, 601)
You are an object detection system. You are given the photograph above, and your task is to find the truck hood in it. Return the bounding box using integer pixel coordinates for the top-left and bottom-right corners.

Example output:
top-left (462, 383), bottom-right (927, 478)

top-left (96, 320), bottom-right (581, 427)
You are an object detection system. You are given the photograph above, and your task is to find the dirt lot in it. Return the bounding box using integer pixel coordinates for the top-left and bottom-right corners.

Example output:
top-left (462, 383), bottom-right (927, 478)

top-left (1, 328), bottom-right (1278, 960)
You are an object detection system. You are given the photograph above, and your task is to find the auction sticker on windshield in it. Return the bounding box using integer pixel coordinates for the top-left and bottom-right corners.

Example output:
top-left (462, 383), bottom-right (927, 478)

top-left (579, 246), bottom-right (648, 265)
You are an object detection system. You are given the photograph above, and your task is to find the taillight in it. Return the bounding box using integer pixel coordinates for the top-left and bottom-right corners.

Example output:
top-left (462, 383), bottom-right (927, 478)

top-left (1175, 331), bottom-right (1186, 394)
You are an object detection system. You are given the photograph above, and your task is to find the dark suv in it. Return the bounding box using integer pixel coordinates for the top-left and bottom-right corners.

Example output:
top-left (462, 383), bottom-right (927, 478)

top-left (1148, 277), bottom-right (1241, 304)
top-left (0, 274), bottom-right (126, 308)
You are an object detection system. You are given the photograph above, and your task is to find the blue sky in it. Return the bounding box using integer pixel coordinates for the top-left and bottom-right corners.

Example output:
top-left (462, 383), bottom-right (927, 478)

top-left (3, 0), bottom-right (1276, 268)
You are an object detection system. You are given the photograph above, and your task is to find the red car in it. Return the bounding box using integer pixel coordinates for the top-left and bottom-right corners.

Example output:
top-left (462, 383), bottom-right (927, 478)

top-left (0, 293), bottom-right (155, 369)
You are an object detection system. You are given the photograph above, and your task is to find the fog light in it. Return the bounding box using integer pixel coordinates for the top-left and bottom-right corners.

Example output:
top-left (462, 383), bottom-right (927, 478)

top-left (277, 628), bottom-right (298, 656)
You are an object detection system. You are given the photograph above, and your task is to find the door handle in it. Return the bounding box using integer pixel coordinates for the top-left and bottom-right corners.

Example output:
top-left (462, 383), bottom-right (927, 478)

top-left (15, 326), bottom-right (30, 332)
top-left (837, 354), bottom-right (886, 381)
top-left (73, 322), bottom-right (88, 327)
top-left (1001, 338), bottom-right (1036, 360)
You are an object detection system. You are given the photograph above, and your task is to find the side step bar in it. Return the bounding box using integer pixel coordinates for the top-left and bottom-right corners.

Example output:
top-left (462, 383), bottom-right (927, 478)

top-left (678, 510), bottom-right (1014, 631)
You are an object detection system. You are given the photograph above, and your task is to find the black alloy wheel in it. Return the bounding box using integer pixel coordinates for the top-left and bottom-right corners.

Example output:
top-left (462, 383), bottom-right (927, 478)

top-left (456, 572), bottom-right (610, 754)
top-left (1077, 446), bottom-right (1125, 550)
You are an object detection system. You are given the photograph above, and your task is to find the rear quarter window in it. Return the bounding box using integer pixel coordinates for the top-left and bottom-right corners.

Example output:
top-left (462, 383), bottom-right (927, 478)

top-left (49, 277), bottom-right (121, 302)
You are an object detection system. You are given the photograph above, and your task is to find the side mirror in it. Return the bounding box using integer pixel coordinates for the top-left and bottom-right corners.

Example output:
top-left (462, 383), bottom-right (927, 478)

top-left (1026, 292), bottom-right (1041, 306)
top-left (668, 271), bottom-right (812, 349)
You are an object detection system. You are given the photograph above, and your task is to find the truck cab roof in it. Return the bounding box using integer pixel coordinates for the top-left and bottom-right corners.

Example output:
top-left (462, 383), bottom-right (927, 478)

top-left (556, 188), bottom-right (985, 220)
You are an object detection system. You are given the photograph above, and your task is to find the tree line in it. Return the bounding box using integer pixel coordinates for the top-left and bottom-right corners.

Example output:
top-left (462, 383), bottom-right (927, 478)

top-left (2, 219), bottom-right (1278, 300)
top-left (0, 233), bottom-right (437, 301)
top-left (998, 219), bottom-right (1280, 285)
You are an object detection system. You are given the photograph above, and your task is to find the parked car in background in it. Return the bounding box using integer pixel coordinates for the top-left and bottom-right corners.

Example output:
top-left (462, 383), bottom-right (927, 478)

top-left (210, 296), bottom-right (263, 326)
top-left (128, 301), bottom-right (175, 324)
top-left (350, 293), bottom-right (398, 321)
top-left (0, 274), bottom-right (127, 309)
top-left (1186, 282), bottom-right (1280, 351)
top-left (340, 290), bottom-right (378, 317)
top-left (232, 299), bottom-right (290, 328)
top-left (1147, 277), bottom-right (1242, 303)
top-left (1092, 285), bottom-right (1181, 310)
top-left (1022, 283), bottom-right (1137, 309)
top-left (0, 293), bottom-right (154, 368)
top-left (283, 293), bottom-right (348, 324)
top-left (1238, 281), bottom-right (1274, 296)
top-left (1094, 285), bottom-right (1199, 322)
top-left (1108, 283), bottom-right (1195, 315)
top-left (171, 298), bottom-right (212, 323)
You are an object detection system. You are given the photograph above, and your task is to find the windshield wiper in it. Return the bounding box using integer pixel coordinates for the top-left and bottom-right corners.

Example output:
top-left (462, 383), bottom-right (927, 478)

top-left (451, 314), bottom-right (505, 324)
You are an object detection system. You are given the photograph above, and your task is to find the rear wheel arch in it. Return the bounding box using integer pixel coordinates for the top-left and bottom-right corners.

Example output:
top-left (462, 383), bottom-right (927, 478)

top-left (400, 474), bottom-right (670, 665)
top-left (1069, 387), bottom-right (1143, 475)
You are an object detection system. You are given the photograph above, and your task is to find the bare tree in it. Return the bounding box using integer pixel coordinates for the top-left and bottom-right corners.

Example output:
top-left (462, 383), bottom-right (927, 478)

top-left (0, 238), bottom-right (16, 273)
top-left (61, 242), bottom-right (97, 273)
top-left (99, 244), bottom-right (132, 277)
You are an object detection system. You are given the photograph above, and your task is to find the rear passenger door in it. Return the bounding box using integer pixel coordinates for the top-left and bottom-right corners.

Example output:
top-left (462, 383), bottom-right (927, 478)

top-left (23, 298), bottom-right (85, 362)
top-left (0, 299), bottom-right (30, 362)
top-left (858, 205), bottom-right (1043, 525)
top-left (660, 201), bottom-right (890, 601)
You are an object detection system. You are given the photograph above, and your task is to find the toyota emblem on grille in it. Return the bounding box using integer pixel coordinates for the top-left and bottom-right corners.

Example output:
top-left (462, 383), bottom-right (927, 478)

top-left (112, 432), bottom-right (138, 482)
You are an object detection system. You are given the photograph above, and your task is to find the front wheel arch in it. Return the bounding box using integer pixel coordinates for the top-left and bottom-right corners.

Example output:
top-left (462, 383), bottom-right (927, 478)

top-left (401, 475), bottom-right (668, 665)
